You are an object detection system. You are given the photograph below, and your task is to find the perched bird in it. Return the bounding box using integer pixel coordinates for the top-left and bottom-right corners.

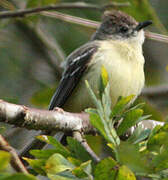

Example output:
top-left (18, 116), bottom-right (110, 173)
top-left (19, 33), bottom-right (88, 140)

top-left (20, 10), bottom-right (152, 154)
top-left (49, 10), bottom-right (152, 112)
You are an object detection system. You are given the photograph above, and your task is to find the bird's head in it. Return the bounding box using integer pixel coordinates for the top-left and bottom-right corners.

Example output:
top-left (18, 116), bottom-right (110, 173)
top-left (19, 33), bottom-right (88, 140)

top-left (92, 10), bottom-right (152, 44)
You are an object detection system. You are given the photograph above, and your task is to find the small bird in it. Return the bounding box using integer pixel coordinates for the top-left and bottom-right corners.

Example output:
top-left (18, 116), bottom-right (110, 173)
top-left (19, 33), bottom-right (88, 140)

top-left (49, 10), bottom-right (152, 112)
top-left (20, 11), bottom-right (152, 153)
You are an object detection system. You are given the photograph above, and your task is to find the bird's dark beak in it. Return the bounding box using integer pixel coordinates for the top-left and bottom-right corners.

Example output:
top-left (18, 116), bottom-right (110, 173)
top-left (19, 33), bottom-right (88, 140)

top-left (135, 20), bottom-right (152, 31)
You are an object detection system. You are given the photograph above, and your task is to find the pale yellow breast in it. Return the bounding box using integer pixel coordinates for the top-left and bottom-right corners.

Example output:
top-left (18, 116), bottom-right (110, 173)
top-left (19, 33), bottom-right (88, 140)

top-left (64, 40), bottom-right (145, 112)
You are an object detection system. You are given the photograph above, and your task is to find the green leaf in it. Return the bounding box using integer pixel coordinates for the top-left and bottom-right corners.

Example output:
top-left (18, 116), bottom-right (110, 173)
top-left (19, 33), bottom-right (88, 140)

top-left (48, 170), bottom-right (79, 180)
top-left (118, 141), bottom-right (148, 173)
top-left (30, 149), bottom-right (58, 159)
top-left (128, 127), bottom-right (151, 145)
top-left (0, 151), bottom-right (11, 171)
top-left (45, 153), bottom-right (75, 174)
top-left (117, 109), bottom-right (143, 136)
top-left (102, 84), bottom-right (112, 119)
top-left (72, 160), bottom-right (92, 179)
top-left (116, 165), bottom-right (136, 180)
top-left (67, 137), bottom-right (91, 162)
top-left (151, 148), bottom-right (168, 172)
top-left (126, 103), bottom-right (145, 112)
top-left (36, 135), bottom-right (70, 157)
top-left (94, 157), bottom-right (118, 180)
top-left (72, 167), bottom-right (88, 179)
top-left (135, 115), bottom-right (152, 124)
top-left (147, 123), bottom-right (168, 151)
top-left (85, 81), bottom-right (103, 112)
top-left (79, 160), bottom-right (92, 176)
top-left (86, 109), bottom-right (107, 142)
top-left (99, 66), bottom-right (109, 97)
top-left (85, 135), bottom-right (103, 156)
top-left (135, 98), bottom-right (164, 122)
top-left (23, 157), bottom-right (46, 175)
top-left (86, 79), bottom-right (120, 147)
top-left (67, 157), bottom-right (81, 167)
top-left (101, 66), bottom-right (109, 89)
top-left (0, 173), bottom-right (37, 180)
top-left (111, 95), bottom-right (135, 118)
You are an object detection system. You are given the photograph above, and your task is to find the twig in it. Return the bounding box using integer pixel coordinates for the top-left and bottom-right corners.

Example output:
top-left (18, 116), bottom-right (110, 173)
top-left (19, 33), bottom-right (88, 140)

top-left (0, 99), bottom-right (93, 134)
top-left (0, 2), bottom-right (167, 44)
top-left (0, 98), bottom-right (165, 133)
top-left (145, 31), bottom-right (168, 44)
top-left (73, 131), bottom-right (100, 163)
top-left (0, 98), bottom-right (165, 162)
top-left (41, 11), bottom-right (168, 44)
top-left (0, 99), bottom-right (94, 161)
top-left (142, 85), bottom-right (168, 97)
top-left (41, 11), bottom-right (99, 29)
top-left (0, 135), bottom-right (28, 173)
top-left (0, 2), bottom-right (130, 19)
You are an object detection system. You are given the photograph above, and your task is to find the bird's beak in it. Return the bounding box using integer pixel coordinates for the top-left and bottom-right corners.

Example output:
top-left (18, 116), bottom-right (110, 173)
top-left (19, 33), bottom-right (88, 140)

top-left (135, 20), bottom-right (152, 31)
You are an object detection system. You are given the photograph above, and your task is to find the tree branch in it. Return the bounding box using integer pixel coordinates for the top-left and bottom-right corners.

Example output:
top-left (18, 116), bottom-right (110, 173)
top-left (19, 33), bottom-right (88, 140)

top-left (0, 99), bottom-right (94, 134)
top-left (41, 11), bottom-right (168, 44)
top-left (0, 98), bottom-right (165, 164)
top-left (0, 98), bottom-right (165, 134)
top-left (145, 31), bottom-right (168, 44)
top-left (0, 3), bottom-right (167, 44)
top-left (0, 135), bottom-right (28, 174)
top-left (0, 2), bottom-right (130, 19)
top-left (73, 131), bottom-right (100, 163)
top-left (41, 11), bottom-right (99, 29)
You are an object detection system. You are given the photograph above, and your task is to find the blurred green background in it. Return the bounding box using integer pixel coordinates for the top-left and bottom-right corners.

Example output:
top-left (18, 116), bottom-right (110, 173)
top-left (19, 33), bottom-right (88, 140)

top-left (0, 0), bottom-right (168, 151)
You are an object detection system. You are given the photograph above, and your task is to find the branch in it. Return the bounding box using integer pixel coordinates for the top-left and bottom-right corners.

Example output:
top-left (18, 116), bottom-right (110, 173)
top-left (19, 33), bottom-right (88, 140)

top-left (145, 31), bottom-right (168, 44)
top-left (0, 3), bottom-right (167, 44)
top-left (73, 131), bottom-right (100, 163)
top-left (0, 99), bottom-right (94, 134)
top-left (0, 99), bottom-right (165, 163)
top-left (142, 85), bottom-right (168, 97)
top-left (0, 98), bottom-right (165, 134)
top-left (41, 11), bottom-right (168, 44)
top-left (0, 2), bottom-right (130, 19)
top-left (41, 11), bottom-right (99, 29)
top-left (0, 135), bottom-right (28, 173)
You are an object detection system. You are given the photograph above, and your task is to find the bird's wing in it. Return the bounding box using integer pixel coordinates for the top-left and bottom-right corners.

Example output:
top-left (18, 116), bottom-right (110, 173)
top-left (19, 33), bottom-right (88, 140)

top-left (49, 42), bottom-right (98, 110)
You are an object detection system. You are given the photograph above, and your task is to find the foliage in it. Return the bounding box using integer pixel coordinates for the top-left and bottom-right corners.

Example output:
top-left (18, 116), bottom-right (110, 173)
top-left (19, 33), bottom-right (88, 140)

top-left (1, 67), bottom-right (168, 180)
top-left (0, 0), bottom-right (168, 180)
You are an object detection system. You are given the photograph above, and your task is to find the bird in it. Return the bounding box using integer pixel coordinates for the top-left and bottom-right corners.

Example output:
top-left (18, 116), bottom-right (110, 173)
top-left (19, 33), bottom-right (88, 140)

top-left (49, 10), bottom-right (152, 112)
top-left (20, 10), bottom-right (152, 154)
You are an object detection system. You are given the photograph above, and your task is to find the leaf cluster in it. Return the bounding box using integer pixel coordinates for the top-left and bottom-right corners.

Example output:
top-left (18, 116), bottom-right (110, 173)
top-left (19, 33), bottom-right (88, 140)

top-left (1, 67), bottom-right (168, 180)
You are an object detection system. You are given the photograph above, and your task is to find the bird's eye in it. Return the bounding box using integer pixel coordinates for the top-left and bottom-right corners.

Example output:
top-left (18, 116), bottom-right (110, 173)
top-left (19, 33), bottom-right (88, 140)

top-left (120, 26), bottom-right (129, 33)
